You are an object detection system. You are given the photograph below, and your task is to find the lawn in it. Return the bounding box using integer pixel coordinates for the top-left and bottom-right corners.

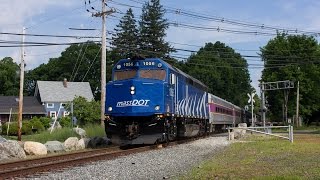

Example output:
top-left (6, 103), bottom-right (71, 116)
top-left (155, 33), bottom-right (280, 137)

top-left (183, 133), bottom-right (320, 180)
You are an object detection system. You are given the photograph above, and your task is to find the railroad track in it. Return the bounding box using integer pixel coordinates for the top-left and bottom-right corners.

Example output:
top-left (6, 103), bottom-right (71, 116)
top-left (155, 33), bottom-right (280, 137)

top-left (0, 134), bottom-right (225, 179)
top-left (0, 145), bottom-right (156, 179)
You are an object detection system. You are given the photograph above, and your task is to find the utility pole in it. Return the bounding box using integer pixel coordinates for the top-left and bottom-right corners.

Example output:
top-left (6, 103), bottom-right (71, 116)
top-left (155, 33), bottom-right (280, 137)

top-left (296, 81), bottom-right (300, 127)
top-left (18, 27), bottom-right (25, 141)
top-left (92, 0), bottom-right (114, 126)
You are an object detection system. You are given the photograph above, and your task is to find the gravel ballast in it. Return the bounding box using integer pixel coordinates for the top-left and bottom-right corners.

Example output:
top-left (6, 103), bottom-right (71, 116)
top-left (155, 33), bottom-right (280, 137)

top-left (31, 136), bottom-right (231, 179)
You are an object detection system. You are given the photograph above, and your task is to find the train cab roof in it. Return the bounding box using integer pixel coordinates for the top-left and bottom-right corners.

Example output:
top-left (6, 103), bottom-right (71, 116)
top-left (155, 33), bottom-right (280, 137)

top-left (160, 59), bottom-right (208, 91)
top-left (114, 57), bottom-right (208, 90)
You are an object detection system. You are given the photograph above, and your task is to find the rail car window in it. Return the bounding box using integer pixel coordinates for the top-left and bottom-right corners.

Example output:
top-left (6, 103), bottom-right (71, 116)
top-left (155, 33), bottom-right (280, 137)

top-left (113, 70), bottom-right (137, 81)
top-left (140, 69), bottom-right (166, 80)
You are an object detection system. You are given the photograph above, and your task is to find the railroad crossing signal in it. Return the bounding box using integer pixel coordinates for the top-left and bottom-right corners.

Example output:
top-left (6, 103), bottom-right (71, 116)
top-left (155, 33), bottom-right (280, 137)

top-left (247, 92), bottom-right (255, 104)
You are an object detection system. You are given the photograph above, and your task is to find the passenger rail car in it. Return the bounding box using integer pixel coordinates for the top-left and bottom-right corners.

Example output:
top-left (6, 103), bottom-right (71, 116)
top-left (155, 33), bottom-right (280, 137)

top-left (105, 58), bottom-right (243, 145)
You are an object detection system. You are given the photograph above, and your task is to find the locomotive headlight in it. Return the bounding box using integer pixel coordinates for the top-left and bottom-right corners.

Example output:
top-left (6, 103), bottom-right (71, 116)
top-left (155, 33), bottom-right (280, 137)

top-left (130, 86), bottom-right (135, 91)
top-left (130, 90), bottom-right (135, 95)
top-left (108, 107), bottom-right (113, 112)
top-left (155, 105), bottom-right (160, 110)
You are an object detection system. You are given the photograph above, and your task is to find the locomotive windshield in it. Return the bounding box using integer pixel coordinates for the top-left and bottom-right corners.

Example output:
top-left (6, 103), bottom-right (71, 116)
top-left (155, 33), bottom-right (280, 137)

top-left (139, 69), bottom-right (166, 80)
top-left (113, 69), bottom-right (137, 81)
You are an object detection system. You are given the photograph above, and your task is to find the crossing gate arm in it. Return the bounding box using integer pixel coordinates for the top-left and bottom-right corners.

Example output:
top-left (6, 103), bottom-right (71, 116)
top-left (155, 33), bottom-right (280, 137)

top-left (228, 125), bottom-right (293, 143)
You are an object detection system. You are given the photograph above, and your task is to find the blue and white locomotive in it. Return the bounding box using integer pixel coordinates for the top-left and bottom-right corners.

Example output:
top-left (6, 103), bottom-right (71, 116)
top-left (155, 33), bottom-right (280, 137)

top-left (105, 57), bottom-right (242, 145)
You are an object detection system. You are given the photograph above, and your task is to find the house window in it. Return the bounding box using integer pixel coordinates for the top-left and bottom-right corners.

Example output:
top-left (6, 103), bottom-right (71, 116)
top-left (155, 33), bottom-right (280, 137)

top-left (50, 111), bottom-right (57, 118)
top-left (47, 103), bottom-right (54, 108)
top-left (63, 111), bottom-right (70, 117)
top-left (60, 103), bottom-right (66, 108)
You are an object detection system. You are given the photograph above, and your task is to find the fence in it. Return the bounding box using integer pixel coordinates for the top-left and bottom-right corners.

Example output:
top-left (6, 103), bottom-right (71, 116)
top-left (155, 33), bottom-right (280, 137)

top-left (228, 125), bottom-right (294, 143)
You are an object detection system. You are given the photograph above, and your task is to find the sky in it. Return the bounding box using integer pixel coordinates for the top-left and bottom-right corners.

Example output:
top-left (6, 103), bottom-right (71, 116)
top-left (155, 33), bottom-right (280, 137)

top-left (1, 0), bottom-right (320, 97)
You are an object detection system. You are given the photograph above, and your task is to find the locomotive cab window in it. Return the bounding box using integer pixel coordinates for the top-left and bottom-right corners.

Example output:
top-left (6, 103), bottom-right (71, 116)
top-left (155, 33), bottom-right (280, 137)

top-left (113, 69), bottom-right (137, 81)
top-left (139, 69), bottom-right (166, 80)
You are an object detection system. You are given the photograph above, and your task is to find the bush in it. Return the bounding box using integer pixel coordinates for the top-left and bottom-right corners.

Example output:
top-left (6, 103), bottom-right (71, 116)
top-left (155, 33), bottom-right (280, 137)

top-left (60, 117), bottom-right (71, 127)
top-left (30, 118), bottom-right (45, 132)
top-left (1, 119), bottom-right (46, 135)
top-left (39, 117), bottom-right (51, 129)
top-left (2, 122), bottom-right (18, 136)
top-left (22, 120), bottom-right (33, 135)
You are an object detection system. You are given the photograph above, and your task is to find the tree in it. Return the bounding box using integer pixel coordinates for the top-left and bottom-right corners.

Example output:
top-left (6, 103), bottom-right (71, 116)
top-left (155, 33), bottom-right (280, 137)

top-left (25, 42), bottom-right (113, 100)
top-left (138, 0), bottom-right (174, 58)
top-left (0, 57), bottom-right (19, 95)
top-left (261, 33), bottom-right (320, 124)
top-left (67, 96), bottom-right (100, 126)
top-left (181, 42), bottom-right (252, 107)
top-left (111, 8), bottom-right (139, 59)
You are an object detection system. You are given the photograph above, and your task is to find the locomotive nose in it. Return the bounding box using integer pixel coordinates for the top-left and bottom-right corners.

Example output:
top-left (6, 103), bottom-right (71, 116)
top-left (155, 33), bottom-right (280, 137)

top-left (106, 79), bottom-right (164, 116)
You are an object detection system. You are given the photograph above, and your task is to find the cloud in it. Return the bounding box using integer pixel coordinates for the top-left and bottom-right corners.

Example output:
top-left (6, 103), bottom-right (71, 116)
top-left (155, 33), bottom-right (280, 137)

top-left (0, 0), bottom-right (82, 69)
top-left (0, 1), bottom-right (76, 28)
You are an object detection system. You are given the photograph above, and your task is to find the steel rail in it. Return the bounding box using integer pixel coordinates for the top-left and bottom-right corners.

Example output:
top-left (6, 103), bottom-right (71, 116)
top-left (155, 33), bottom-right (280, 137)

top-left (0, 133), bottom-right (223, 179)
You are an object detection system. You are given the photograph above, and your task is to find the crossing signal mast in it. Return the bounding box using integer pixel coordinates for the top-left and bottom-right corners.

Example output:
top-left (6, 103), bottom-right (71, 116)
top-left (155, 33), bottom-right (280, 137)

top-left (259, 80), bottom-right (294, 127)
top-left (247, 92), bottom-right (256, 127)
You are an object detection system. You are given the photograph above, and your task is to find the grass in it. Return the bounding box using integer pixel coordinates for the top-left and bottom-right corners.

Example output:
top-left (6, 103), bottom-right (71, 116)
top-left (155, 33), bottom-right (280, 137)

top-left (83, 123), bottom-right (106, 138)
top-left (2, 124), bottom-right (106, 144)
top-left (182, 133), bottom-right (320, 180)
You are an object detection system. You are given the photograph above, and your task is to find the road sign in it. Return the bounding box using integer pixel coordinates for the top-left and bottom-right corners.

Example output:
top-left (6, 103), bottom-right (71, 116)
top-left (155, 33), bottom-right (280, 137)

top-left (247, 92), bottom-right (256, 103)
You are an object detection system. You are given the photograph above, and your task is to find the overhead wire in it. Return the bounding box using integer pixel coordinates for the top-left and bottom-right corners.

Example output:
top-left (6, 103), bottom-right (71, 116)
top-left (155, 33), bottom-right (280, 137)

top-left (125, 0), bottom-right (320, 36)
top-left (82, 46), bottom-right (102, 81)
top-left (25, 0), bottom-right (99, 30)
top-left (70, 42), bottom-right (87, 81)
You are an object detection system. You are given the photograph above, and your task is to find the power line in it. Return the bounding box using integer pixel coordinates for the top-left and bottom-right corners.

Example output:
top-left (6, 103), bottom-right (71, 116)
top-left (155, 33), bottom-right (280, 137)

top-left (124, 0), bottom-right (320, 36)
top-left (82, 46), bottom-right (102, 81)
top-left (71, 42), bottom-right (91, 81)
top-left (70, 42), bottom-right (87, 81)
top-left (0, 41), bottom-right (100, 47)
top-left (0, 32), bottom-right (100, 39)
top-left (25, 0), bottom-right (99, 30)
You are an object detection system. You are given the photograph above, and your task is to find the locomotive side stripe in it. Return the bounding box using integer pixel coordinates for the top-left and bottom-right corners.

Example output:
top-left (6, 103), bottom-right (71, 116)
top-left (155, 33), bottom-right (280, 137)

top-left (197, 94), bottom-right (201, 117)
top-left (190, 96), bottom-right (195, 116)
top-left (204, 92), bottom-right (207, 118)
top-left (193, 95), bottom-right (197, 117)
top-left (181, 98), bottom-right (186, 115)
top-left (186, 96), bottom-right (189, 116)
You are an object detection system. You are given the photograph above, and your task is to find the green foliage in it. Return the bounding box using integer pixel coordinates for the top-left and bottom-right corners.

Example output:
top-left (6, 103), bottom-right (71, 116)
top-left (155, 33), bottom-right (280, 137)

top-left (24, 42), bottom-right (111, 100)
top-left (138, 0), bottom-right (174, 57)
top-left (6, 124), bottom-right (106, 143)
top-left (112, 8), bottom-right (139, 59)
top-left (21, 121), bottom-right (33, 135)
top-left (83, 123), bottom-right (106, 138)
top-left (0, 57), bottom-right (20, 95)
top-left (59, 116), bottom-right (71, 128)
top-left (180, 42), bottom-right (253, 107)
top-left (21, 128), bottom-right (78, 144)
top-left (1, 121), bottom-right (29, 136)
top-left (261, 33), bottom-right (320, 123)
top-left (39, 117), bottom-right (51, 129)
top-left (30, 118), bottom-right (45, 132)
top-left (66, 96), bottom-right (100, 126)
top-left (1, 122), bottom-right (18, 136)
